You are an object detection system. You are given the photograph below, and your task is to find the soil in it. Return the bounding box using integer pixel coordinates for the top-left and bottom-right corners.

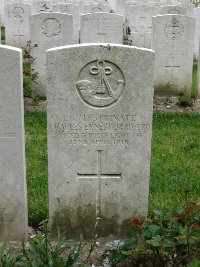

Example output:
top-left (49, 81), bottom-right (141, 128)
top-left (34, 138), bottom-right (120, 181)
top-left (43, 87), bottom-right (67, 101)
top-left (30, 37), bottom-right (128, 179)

top-left (24, 96), bottom-right (200, 113)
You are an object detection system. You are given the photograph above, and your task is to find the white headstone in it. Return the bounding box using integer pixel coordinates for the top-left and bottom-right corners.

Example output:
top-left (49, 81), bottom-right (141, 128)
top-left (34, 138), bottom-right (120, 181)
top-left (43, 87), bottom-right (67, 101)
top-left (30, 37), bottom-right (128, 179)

top-left (0, 45), bottom-right (28, 241)
top-left (127, 4), bottom-right (154, 48)
top-left (160, 5), bottom-right (187, 15)
top-left (47, 43), bottom-right (155, 237)
top-left (116, 0), bottom-right (126, 15)
top-left (197, 44), bottom-right (200, 98)
top-left (153, 15), bottom-right (195, 95)
top-left (52, 3), bottom-right (80, 43)
top-left (0, 2), bottom-right (5, 26)
top-left (5, 3), bottom-right (31, 48)
top-left (178, 2), bottom-right (195, 17)
top-left (31, 0), bottom-right (51, 14)
top-left (194, 7), bottom-right (200, 61)
top-left (30, 12), bottom-right (73, 97)
top-left (80, 12), bottom-right (123, 43)
top-left (82, 3), bottom-right (110, 14)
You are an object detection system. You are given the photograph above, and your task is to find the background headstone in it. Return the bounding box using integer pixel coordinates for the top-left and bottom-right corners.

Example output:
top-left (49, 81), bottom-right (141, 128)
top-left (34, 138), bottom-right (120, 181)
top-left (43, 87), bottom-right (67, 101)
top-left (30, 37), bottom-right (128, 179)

top-left (194, 7), bottom-right (200, 61)
top-left (82, 3), bottom-right (110, 14)
top-left (52, 3), bottom-right (80, 43)
top-left (31, 0), bottom-right (51, 14)
top-left (0, 45), bottom-right (28, 241)
top-left (160, 5), bottom-right (187, 15)
top-left (5, 3), bottom-right (31, 48)
top-left (127, 4), bottom-right (154, 48)
top-left (153, 14), bottom-right (195, 95)
top-left (47, 43), bottom-right (154, 238)
top-left (80, 12), bottom-right (123, 43)
top-left (30, 12), bottom-right (73, 97)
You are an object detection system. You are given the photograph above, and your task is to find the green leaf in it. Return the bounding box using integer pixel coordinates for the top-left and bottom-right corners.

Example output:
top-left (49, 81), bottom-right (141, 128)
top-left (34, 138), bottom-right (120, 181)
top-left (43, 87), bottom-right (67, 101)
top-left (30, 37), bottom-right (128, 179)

top-left (146, 235), bottom-right (162, 247)
top-left (162, 240), bottom-right (175, 248)
top-left (186, 258), bottom-right (200, 267)
top-left (122, 250), bottom-right (132, 256)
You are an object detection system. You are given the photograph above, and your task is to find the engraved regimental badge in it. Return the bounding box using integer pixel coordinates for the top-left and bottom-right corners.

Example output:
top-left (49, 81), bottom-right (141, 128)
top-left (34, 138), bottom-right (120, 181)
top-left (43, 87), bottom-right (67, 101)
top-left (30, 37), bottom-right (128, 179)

top-left (41, 18), bottom-right (61, 38)
top-left (12, 7), bottom-right (24, 22)
top-left (164, 17), bottom-right (184, 40)
top-left (76, 60), bottom-right (125, 108)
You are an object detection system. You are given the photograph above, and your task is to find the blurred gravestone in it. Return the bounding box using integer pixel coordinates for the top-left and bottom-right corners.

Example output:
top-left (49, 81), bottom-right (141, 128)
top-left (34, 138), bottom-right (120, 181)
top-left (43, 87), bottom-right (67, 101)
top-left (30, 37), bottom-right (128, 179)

top-left (0, 45), bottom-right (28, 241)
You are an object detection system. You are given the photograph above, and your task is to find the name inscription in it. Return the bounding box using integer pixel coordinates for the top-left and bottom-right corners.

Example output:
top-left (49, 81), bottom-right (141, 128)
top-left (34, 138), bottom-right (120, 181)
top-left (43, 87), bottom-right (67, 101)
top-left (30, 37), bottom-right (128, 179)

top-left (50, 114), bottom-right (151, 145)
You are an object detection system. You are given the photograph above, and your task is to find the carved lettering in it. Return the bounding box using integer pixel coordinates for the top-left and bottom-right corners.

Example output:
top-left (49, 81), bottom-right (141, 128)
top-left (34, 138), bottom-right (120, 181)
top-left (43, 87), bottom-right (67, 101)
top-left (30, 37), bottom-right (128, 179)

top-left (50, 113), bottom-right (151, 145)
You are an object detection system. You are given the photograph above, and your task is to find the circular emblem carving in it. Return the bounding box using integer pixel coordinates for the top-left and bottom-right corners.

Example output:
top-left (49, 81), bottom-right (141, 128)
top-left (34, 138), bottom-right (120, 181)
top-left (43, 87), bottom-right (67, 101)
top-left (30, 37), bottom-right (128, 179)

top-left (168, 9), bottom-right (180, 14)
top-left (91, 7), bottom-right (103, 13)
top-left (164, 17), bottom-right (184, 40)
top-left (76, 60), bottom-right (125, 108)
top-left (41, 18), bottom-right (61, 38)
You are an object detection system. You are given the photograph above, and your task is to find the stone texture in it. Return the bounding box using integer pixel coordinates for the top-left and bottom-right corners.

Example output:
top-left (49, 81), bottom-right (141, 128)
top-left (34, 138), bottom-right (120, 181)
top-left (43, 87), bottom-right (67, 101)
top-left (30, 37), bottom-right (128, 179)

top-left (127, 4), bottom-right (154, 48)
top-left (194, 7), bottom-right (200, 61)
top-left (52, 3), bottom-right (80, 43)
top-left (178, 2), bottom-right (195, 17)
top-left (31, 0), bottom-right (51, 14)
top-left (30, 12), bottom-right (73, 97)
top-left (160, 5), bottom-right (187, 15)
top-left (5, 3), bottom-right (31, 48)
top-left (0, 2), bottom-right (5, 26)
top-left (80, 12), bottom-right (123, 44)
top-left (153, 14), bottom-right (195, 96)
top-left (47, 43), bottom-right (154, 238)
top-left (82, 3), bottom-right (110, 14)
top-left (0, 45), bottom-right (28, 241)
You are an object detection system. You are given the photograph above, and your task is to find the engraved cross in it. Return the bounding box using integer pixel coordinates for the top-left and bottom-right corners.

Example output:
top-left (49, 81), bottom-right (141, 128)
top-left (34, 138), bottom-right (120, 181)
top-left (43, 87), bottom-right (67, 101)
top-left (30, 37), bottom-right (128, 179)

top-left (165, 57), bottom-right (180, 85)
top-left (77, 150), bottom-right (121, 219)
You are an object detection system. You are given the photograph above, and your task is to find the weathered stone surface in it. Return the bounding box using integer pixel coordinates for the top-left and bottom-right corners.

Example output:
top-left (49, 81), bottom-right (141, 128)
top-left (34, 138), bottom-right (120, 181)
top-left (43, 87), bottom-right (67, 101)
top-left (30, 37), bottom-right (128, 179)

top-left (30, 12), bottom-right (73, 97)
top-left (0, 3), bottom-right (5, 27)
top-left (52, 3), bottom-right (80, 43)
top-left (127, 4), bottom-right (154, 48)
top-left (80, 13), bottom-right (123, 44)
top-left (153, 15), bottom-right (195, 96)
top-left (47, 44), bottom-right (154, 238)
top-left (82, 3), bottom-right (110, 14)
top-left (31, 0), bottom-right (51, 14)
top-left (194, 7), bottom-right (200, 61)
top-left (5, 3), bottom-right (31, 48)
top-left (160, 5), bottom-right (187, 15)
top-left (0, 45), bottom-right (28, 241)
top-left (178, 2), bottom-right (195, 17)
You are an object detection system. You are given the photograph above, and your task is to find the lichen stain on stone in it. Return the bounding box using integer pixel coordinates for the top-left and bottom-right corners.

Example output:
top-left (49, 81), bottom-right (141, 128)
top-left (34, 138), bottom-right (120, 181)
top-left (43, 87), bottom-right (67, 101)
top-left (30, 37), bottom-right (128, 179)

top-left (50, 205), bottom-right (134, 239)
top-left (155, 83), bottom-right (188, 96)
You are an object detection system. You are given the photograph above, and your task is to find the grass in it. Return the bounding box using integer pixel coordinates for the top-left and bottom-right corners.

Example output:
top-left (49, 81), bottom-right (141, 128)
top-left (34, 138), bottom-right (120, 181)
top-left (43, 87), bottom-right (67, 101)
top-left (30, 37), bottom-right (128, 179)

top-left (1, 26), bottom-right (5, 41)
top-left (25, 111), bottom-right (48, 226)
top-left (192, 63), bottom-right (198, 98)
top-left (149, 112), bottom-right (200, 213)
top-left (24, 111), bottom-right (200, 226)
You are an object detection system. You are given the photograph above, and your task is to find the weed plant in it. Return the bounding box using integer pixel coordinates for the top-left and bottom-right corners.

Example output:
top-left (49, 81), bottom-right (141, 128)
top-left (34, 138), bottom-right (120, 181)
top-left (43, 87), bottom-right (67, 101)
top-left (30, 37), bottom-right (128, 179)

top-left (109, 190), bottom-right (200, 267)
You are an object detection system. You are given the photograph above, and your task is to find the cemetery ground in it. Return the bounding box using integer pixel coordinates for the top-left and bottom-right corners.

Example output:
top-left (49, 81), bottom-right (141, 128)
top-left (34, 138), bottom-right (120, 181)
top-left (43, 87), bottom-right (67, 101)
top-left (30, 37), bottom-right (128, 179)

top-left (17, 64), bottom-right (200, 266)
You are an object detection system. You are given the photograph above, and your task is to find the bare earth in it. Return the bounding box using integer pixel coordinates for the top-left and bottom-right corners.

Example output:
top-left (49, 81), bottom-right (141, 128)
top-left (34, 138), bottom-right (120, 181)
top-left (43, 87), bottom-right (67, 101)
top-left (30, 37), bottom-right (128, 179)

top-left (24, 97), bottom-right (200, 113)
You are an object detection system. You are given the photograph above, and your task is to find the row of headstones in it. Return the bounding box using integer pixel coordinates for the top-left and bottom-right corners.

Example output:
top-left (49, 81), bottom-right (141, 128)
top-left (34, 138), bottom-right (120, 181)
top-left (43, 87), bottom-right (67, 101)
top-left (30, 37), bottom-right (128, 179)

top-left (1, 11), bottom-right (196, 98)
top-left (0, 43), bottom-right (155, 240)
top-left (0, 0), bottom-right (195, 49)
top-left (0, 0), bottom-right (199, 97)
